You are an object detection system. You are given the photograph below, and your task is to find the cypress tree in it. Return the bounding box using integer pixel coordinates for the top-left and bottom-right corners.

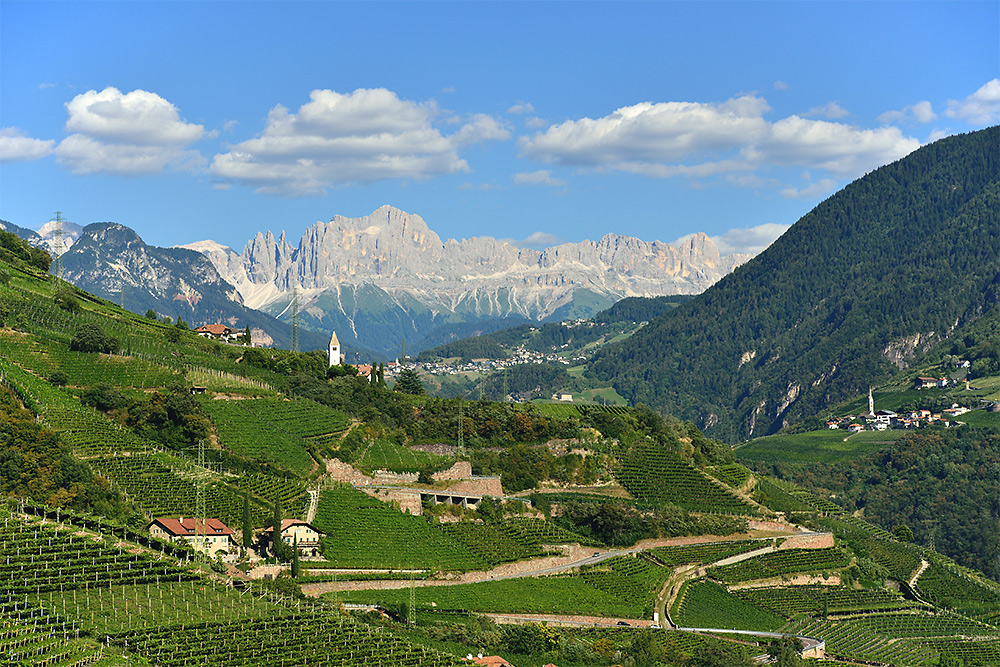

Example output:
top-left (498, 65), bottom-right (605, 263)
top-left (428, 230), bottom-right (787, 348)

top-left (291, 535), bottom-right (300, 578)
top-left (272, 497), bottom-right (284, 560)
top-left (242, 491), bottom-right (252, 550)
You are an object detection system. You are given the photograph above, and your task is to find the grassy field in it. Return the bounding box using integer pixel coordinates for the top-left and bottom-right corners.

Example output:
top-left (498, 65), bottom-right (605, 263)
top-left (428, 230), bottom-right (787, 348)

top-left (735, 429), bottom-right (906, 465)
top-left (578, 386), bottom-right (629, 405)
top-left (337, 574), bottom-right (646, 618)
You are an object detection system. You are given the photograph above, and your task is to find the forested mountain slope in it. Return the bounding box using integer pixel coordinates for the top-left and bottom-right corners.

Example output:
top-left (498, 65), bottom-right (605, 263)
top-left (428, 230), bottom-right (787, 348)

top-left (590, 127), bottom-right (1000, 442)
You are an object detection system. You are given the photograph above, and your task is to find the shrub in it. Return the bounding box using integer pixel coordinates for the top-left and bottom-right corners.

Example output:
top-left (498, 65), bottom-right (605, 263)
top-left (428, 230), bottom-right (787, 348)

top-left (70, 322), bottom-right (119, 354)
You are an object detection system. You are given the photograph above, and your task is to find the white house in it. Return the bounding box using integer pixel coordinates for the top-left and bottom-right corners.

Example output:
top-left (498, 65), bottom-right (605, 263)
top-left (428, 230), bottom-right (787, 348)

top-left (266, 519), bottom-right (326, 557)
top-left (194, 324), bottom-right (240, 343)
top-left (148, 517), bottom-right (237, 559)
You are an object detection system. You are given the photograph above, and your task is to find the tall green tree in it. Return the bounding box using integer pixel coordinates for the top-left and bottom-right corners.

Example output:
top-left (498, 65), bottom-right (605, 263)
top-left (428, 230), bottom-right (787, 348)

top-left (291, 536), bottom-right (300, 578)
top-left (242, 490), bottom-right (252, 550)
top-left (272, 497), bottom-right (286, 561)
top-left (393, 368), bottom-right (425, 395)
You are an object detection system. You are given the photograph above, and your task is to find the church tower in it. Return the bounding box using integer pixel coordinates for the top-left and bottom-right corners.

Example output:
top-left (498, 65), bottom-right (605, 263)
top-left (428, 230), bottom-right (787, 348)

top-left (329, 331), bottom-right (341, 367)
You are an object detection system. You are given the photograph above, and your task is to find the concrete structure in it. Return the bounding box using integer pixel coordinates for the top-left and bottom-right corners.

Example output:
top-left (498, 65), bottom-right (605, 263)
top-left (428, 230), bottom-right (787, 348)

top-left (148, 517), bottom-right (237, 559)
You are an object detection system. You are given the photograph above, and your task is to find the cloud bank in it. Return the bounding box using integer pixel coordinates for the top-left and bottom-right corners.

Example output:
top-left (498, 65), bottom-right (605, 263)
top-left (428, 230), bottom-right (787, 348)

top-left (54, 87), bottom-right (205, 175)
top-left (211, 88), bottom-right (510, 196)
top-left (0, 128), bottom-right (55, 163)
top-left (520, 94), bottom-right (921, 185)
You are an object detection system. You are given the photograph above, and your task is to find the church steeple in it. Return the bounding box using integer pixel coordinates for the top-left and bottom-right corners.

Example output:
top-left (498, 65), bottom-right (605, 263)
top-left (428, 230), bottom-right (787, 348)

top-left (868, 387), bottom-right (874, 416)
top-left (329, 331), bottom-right (341, 367)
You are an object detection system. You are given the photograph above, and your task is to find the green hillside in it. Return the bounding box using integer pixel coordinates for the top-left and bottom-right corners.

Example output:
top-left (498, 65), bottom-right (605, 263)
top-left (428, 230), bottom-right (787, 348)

top-left (590, 126), bottom-right (1000, 442)
top-left (1, 230), bottom-right (998, 666)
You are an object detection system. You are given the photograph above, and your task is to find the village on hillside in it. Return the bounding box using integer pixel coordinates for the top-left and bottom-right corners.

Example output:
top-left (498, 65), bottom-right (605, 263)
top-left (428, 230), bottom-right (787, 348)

top-left (824, 375), bottom-right (1000, 433)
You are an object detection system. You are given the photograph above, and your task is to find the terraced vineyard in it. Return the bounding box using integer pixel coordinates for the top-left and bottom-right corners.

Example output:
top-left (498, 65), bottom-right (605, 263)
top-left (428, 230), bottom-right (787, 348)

top-left (311, 485), bottom-right (484, 570)
top-left (202, 399), bottom-right (317, 476)
top-left (105, 612), bottom-right (468, 666)
top-left (0, 511), bottom-right (196, 596)
top-left (735, 585), bottom-right (921, 617)
top-left (580, 556), bottom-right (670, 616)
top-left (358, 439), bottom-right (445, 473)
top-left (788, 617), bottom-right (939, 665)
top-left (439, 522), bottom-right (543, 566)
top-left (706, 463), bottom-right (752, 488)
top-left (616, 441), bottom-right (760, 515)
top-left (91, 452), bottom-right (278, 529)
top-left (339, 573), bottom-right (644, 618)
top-left (648, 539), bottom-right (765, 566)
top-left (674, 580), bottom-right (786, 631)
top-left (915, 562), bottom-right (1000, 619)
top-left (224, 397), bottom-right (352, 450)
top-left (752, 477), bottom-right (816, 514)
top-left (710, 547), bottom-right (850, 583)
top-left (501, 516), bottom-right (602, 547)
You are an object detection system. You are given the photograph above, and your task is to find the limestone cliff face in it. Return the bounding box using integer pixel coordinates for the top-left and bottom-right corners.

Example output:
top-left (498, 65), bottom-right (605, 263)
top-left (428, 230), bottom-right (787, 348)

top-left (197, 205), bottom-right (750, 321)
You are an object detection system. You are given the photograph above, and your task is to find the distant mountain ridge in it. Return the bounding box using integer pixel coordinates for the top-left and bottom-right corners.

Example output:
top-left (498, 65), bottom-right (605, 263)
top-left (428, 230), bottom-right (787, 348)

top-left (182, 205), bottom-right (750, 354)
top-left (57, 222), bottom-right (333, 354)
top-left (590, 126), bottom-right (1000, 442)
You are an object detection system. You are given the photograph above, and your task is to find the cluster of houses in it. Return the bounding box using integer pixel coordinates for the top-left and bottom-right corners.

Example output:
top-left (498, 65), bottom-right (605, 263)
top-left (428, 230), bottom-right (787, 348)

top-left (415, 345), bottom-right (576, 379)
top-left (825, 388), bottom-right (970, 433)
top-left (194, 323), bottom-right (246, 344)
top-left (147, 515), bottom-right (325, 563)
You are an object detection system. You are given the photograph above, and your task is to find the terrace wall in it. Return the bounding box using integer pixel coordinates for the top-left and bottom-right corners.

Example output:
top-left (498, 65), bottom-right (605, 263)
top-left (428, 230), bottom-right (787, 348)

top-left (780, 532), bottom-right (835, 550)
top-left (364, 488), bottom-right (423, 516)
top-left (433, 461), bottom-right (473, 481)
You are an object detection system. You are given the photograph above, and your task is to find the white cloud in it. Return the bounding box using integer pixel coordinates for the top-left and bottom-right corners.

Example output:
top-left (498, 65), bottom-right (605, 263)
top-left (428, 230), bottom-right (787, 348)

top-left (945, 78), bottom-right (1000, 125)
top-left (459, 182), bottom-right (499, 191)
top-left (513, 170), bottom-right (565, 187)
top-left (0, 127), bottom-right (55, 163)
top-left (507, 102), bottom-right (535, 115)
top-left (54, 87), bottom-right (205, 175)
top-left (708, 222), bottom-right (791, 255)
top-left (803, 101), bottom-right (849, 119)
top-left (911, 101), bottom-right (937, 123)
top-left (212, 88), bottom-right (509, 196)
top-left (521, 95), bottom-right (772, 166)
top-left (526, 116), bottom-right (548, 130)
top-left (451, 114), bottom-right (512, 145)
top-left (520, 94), bottom-right (919, 183)
top-left (501, 231), bottom-right (563, 249)
top-left (877, 100), bottom-right (937, 125)
top-left (773, 81), bottom-right (789, 91)
top-left (758, 116), bottom-right (919, 177)
top-left (781, 177), bottom-right (837, 199)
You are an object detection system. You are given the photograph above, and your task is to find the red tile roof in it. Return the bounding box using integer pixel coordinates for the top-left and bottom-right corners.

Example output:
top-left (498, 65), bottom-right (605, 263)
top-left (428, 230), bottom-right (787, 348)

top-left (195, 324), bottom-right (234, 335)
top-left (263, 519), bottom-right (325, 535)
top-left (149, 517), bottom-right (234, 537)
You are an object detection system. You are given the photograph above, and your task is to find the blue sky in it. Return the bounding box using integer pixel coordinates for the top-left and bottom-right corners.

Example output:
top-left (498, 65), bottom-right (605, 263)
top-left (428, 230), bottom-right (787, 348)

top-left (1, 1), bottom-right (997, 254)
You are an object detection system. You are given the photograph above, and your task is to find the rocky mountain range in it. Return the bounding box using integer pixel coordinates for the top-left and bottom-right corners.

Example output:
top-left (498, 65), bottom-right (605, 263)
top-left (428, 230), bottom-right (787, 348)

top-left (10, 207), bottom-right (753, 357)
top-left (55, 222), bottom-right (330, 354)
top-left (181, 205), bottom-right (751, 354)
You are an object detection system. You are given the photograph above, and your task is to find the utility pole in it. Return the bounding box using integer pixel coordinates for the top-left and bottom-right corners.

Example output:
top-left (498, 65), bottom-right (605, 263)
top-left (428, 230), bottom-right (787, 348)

top-left (196, 439), bottom-right (207, 556)
top-left (52, 212), bottom-right (66, 282)
top-left (290, 288), bottom-right (300, 353)
top-left (408, 575), bottom-right (416, 625)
